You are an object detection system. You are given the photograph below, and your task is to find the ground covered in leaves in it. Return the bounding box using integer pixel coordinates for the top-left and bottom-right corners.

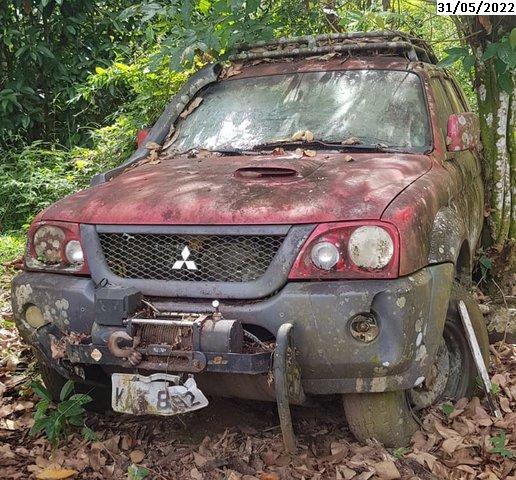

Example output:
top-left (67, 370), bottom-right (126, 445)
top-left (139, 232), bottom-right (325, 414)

top-left (1, 268), bottom-right (515, 479)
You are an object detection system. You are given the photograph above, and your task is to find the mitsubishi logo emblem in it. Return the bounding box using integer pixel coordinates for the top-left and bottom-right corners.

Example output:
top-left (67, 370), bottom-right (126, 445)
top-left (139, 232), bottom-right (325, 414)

top-left (172, 246), bottom-right (198, 270)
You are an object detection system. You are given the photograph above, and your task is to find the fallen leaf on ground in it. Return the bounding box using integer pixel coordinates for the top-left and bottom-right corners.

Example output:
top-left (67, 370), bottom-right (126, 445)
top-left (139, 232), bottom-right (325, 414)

top-left (36, 468), bottom-right (77, 480)
top-left (373, 460), bottom-right (400, 479)
top-left (129, 450), bottom-right (145, 464)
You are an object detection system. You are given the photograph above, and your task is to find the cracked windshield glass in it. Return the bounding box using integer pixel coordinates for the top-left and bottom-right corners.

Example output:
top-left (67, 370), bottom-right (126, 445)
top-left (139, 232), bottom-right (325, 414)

top-left (171, 70), bottom-right (431, 152)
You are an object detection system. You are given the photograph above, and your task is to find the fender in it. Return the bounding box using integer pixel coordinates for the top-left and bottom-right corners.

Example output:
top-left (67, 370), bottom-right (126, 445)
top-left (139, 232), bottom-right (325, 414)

top-left (382, 159), bottom-right (476, 279)
top-left (428, 206), bottom-right (469, 267)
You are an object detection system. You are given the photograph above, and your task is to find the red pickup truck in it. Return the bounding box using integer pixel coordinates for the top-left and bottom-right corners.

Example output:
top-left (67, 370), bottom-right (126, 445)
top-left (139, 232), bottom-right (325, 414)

top-left (12, 31), bottom-right (489, 448)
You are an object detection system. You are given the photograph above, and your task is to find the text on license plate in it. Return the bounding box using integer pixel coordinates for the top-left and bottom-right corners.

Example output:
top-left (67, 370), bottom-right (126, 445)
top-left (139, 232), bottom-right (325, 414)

top-left (111, 373), bottom-right (208, 416)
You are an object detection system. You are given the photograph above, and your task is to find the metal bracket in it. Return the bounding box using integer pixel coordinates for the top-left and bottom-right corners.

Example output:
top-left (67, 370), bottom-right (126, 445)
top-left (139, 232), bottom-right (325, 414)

top-left (273, 323), bottom-right (305, 454)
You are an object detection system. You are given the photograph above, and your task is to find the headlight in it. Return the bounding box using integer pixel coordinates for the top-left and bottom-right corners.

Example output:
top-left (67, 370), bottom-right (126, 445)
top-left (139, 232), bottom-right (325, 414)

top-left (310, 241), bottom-right (340, 270)
top-left (65, 240), bottom-right (84, 264)
top-left (25, 221), bottom-right (89, 274)
top-left (348, 226), bottom-right (394, 269)
top-left (33, 225), bottom-right (65, 264)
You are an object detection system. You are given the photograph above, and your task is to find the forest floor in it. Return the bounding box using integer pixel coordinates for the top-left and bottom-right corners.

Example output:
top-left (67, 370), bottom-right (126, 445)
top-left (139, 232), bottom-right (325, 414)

top-left (0, 265), bottom-right (515, 480)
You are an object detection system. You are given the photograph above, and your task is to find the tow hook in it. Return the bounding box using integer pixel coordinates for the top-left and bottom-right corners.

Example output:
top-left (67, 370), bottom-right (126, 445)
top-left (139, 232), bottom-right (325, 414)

top-left (107, 331), bottom-right (142, 366)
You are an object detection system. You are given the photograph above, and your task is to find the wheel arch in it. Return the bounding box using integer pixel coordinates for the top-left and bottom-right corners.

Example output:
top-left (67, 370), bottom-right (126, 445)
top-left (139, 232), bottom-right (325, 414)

top-left (428, 206), bottom-right (472, 281)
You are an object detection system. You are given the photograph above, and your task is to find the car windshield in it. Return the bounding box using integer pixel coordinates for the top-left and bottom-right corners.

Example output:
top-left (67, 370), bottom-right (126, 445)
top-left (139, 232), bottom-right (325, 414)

top-left (170, 69), bottom-right (431, 153)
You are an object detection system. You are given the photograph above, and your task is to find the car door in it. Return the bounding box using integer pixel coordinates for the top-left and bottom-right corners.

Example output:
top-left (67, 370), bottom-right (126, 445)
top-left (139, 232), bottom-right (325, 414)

top-left (442, 77), bottom-right (484, 250)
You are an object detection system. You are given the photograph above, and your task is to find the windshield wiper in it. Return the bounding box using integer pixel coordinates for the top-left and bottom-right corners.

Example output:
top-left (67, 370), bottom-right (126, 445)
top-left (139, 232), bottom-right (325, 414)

top-left (176, 146), bottom-right (254, 156)
top-left (252, 139), bottom-right (343, 151)
top-left (252, 139), bottom-right (403, 153)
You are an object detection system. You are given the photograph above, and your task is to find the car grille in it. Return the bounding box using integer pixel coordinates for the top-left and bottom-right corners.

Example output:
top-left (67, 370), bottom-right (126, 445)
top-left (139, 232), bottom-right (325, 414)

top-left (98, 233), bottom-right (285, 282)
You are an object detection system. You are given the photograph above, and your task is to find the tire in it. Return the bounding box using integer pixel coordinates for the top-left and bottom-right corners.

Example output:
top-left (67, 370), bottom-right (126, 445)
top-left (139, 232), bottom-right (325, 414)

top-left (343, 390), bottom-right (418, 447)
top-left (343, 281), bottom-right (490, 447)
top-left (36, 353), bottom-right (111, 412)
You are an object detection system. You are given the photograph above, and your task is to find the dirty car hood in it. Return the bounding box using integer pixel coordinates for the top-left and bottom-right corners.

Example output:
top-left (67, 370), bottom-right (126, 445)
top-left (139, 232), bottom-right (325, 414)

top-left (40, 152), bottom-right (431, 225)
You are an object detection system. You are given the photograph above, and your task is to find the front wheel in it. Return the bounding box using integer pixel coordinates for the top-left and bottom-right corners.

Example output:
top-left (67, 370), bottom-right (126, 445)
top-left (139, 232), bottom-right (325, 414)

top-left (342, 282), bottom-right (490, 447)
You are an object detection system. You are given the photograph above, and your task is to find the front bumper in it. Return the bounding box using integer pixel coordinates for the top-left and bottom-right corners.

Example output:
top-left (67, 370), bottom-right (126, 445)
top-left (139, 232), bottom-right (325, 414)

top-left (12, 263), bottom-right (453, 396)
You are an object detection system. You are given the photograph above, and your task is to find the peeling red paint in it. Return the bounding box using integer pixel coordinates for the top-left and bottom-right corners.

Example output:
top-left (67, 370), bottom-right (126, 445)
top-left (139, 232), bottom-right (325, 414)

top-left (39, 152), bottom-right (431, 226)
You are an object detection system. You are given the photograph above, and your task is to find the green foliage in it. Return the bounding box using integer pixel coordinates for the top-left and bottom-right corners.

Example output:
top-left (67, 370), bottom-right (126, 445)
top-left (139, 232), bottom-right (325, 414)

top-left (439, 30), bottom-right (516, 94)
top-left (0, 1), bottom-right (145, 146)
top-left (441, 403), bottom-right (455, 416)
top-left (0, 234), bottom-right (24, 273)
top-left (0, 143), bottom-right (76, 231)
top-left (30, 380), bottom-right (94, 448)
top-left (117, 0), bottom-right (277, 70)
top-left (490, 382), bottom-right (501, 396)
top-left (128, 465), bottom-right (150, 479)
top-left (489, 431), bottom-right (514, 458)
top-left (392, 446), bottom-right (411, 459)
top-left (0, 54), bottom-right (188, 232)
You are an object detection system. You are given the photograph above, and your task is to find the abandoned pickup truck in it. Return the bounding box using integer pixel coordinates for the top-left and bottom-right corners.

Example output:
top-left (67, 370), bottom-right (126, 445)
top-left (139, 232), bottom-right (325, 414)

top-left (12, 31), bottom-right (490, 448)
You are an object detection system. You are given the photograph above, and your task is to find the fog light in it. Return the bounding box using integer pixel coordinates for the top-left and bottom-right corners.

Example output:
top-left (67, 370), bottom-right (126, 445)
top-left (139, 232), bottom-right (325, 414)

top-left (349, 313), bottom-right (379, 343)
top-left (25, 305), bottom-right (47, 328)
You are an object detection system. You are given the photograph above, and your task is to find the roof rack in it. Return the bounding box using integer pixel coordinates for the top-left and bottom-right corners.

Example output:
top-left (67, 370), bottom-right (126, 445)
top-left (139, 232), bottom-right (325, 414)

top-left (231, 31), bottom-right (438, 65)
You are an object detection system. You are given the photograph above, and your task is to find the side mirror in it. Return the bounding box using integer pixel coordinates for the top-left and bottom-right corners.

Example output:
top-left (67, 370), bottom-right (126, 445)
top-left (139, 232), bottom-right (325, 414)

top-left (446, 112), bottom-right (480, 152)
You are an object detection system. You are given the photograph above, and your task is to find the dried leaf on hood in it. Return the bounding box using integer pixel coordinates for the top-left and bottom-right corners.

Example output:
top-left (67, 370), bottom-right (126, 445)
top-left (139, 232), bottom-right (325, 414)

top-left (222, 63), bottom-right (243, 79)
top-left (180, 97), bottom-right (203, 119)
top-left (344, 154), bottom-right (354, 162)
top-left (271, 147), bottom-right (286, 156)
top-left (145, 142), bottom-right (161, 151)
top-left (142, 149), bottom-right (160, 165)
top-left (342, 136), bottom-right (361, 145)
top-left (291, 130), bottom-right (314, 142)
top-left (303, 149), bottom-right (316, 157)
top-left (291, 130), bottom-right (304, 141)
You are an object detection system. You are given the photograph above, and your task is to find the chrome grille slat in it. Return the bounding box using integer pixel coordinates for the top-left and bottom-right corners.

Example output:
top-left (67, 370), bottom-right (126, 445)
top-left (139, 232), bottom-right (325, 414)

top-left (98, 233), bottom-right (285, 283)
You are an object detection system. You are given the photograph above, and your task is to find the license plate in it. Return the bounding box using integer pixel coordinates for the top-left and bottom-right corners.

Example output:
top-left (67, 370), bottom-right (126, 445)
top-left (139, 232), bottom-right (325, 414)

top-left (111, 373), bottom-right (209, 416)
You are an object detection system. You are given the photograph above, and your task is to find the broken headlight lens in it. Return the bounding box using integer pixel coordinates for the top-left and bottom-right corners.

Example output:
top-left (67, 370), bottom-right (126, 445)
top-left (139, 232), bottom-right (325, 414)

top-left (25, 222), bottom-right (89, 274)
top-left (33, 225), bottom-right (66, 264)
top-left (348, 226), bottom-right (394, 269)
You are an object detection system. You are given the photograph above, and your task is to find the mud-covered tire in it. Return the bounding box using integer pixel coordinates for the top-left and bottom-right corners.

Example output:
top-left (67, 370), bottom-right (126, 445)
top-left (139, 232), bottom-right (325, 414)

top-left (36, 354), bottom-right (111, 412)
top-left (343, 390), bottom-right (418, 447)
top-left (342, 281), bottom-right (490, 447)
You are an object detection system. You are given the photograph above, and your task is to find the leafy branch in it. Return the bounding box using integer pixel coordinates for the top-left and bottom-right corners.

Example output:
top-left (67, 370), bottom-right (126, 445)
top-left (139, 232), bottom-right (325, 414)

top-left (30, 379), bottom-right (95, 448)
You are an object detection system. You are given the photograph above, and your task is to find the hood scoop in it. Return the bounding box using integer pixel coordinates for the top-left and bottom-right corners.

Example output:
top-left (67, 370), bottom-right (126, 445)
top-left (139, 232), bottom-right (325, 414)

top-left (235, 166), bottom-right (298, 179)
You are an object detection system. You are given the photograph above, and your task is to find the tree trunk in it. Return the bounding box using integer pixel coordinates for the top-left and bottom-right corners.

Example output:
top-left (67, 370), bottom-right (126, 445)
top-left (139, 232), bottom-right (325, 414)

top-left (455, 17), bottom-right (515, 247)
